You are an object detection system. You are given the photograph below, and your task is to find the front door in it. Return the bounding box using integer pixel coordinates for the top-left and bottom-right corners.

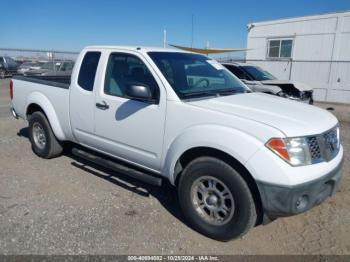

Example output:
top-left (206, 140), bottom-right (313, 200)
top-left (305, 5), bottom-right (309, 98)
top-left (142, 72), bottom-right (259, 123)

top-left (93, 51), bottom-right (166, 171)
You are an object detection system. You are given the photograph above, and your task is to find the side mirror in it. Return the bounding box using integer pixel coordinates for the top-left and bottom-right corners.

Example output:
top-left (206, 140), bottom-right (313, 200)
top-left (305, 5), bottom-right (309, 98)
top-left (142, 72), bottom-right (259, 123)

top-left (126, 84), bottom-right (155, 103)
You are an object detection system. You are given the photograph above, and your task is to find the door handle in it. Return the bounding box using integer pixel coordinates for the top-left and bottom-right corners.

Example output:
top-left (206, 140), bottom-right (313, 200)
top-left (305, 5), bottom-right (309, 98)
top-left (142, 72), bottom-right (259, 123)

top-left (96, 101), bottom-right (109, 110)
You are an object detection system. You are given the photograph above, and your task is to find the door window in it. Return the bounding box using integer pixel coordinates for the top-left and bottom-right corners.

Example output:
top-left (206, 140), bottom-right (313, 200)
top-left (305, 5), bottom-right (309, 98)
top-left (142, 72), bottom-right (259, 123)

top-left (62, 61), bottom-right (74, 71)
top-left (78, 52), bottom-right (101, 91)
top-left (104, 53), bottom-right (159, 100)
top-left (225, 65), bottom-right (249, 80)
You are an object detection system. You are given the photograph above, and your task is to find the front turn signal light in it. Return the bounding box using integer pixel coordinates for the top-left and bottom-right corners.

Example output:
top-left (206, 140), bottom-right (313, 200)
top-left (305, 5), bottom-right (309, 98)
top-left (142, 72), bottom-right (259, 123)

top-left (266, 138), bottom-right (290, 162)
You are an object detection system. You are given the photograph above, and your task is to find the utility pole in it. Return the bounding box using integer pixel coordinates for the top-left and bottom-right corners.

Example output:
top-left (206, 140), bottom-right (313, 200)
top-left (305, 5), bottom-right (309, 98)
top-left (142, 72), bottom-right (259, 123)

top-left (163, 30), bottom-right (167, 48)
top-left (191, 14), bottom-right (194, 48)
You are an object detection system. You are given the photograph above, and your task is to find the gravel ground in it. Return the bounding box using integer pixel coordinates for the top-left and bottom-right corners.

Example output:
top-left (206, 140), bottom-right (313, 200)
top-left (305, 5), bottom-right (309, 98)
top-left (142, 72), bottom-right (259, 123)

top-left (0, 78), bottom-right (349, 255)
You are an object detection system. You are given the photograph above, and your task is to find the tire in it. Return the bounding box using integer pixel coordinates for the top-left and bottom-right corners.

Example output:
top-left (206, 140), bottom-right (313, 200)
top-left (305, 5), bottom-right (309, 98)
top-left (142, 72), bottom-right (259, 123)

top-left (178, 157), bottom-right (257, 241)
top-left (0, 70), bottom-right (5, 79)
top-left (28, 111), bottom-right (63, 159)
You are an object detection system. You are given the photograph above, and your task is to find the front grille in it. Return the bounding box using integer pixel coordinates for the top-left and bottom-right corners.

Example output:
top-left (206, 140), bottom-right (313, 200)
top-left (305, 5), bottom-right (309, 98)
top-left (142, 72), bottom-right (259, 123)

top-left (307, 136), bottom-right (322, 161)
top-left (307, 126), bottom-right (340, 163)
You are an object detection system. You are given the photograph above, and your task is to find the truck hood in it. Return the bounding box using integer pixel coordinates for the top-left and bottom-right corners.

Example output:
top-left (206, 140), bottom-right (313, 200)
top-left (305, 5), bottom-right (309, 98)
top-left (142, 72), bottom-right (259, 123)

top-left (187, 92), bottom-right (337, 137)
top-left (260, 80), bottom-right (312, 91)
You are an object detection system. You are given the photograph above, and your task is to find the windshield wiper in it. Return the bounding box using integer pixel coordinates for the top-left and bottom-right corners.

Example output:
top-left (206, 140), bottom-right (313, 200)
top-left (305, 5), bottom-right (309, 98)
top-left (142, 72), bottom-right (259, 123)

top-left (214, 89), bottom-right (242, 95)
top-left (179, 88), bottom-right (245, 99)
top-left (179, 91), bottom-right (218, 99)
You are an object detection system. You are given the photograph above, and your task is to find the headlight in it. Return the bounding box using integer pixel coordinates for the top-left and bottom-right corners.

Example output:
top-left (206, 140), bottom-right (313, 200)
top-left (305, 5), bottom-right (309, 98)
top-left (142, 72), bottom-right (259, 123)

top-left (266, 137), bottom-right (312, 166)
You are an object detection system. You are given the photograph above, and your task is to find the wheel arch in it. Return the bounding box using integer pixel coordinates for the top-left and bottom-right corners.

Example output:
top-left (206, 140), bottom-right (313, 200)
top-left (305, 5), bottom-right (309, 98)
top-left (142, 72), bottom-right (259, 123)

top-left (25, 92), bottom-right (66, 141)
top-left (174, 146), bottom-right (264, 225)
top-left (26, 103), bottom-right (45, 118)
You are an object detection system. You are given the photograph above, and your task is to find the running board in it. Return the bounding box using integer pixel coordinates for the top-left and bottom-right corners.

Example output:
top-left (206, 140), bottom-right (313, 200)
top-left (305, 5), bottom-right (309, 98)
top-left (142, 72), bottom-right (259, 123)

top-left (72, 148), bottom-right (162, 186)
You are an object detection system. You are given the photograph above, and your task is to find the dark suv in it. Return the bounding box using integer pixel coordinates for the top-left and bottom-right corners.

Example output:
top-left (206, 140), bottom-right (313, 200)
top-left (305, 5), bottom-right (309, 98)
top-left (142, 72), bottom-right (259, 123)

top-left (0, 56), bottom-right (18, 79)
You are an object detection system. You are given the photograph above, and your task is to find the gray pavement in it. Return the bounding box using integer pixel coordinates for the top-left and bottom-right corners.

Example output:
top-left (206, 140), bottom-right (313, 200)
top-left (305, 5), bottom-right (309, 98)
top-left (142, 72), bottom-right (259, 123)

top-left (0, 78), bottom-right (349, 255)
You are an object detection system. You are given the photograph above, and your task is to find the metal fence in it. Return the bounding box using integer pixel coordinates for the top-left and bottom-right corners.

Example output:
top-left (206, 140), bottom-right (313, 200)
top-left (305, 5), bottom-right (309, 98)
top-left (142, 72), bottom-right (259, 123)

top-left (0, 47), bottom-right (78, 64)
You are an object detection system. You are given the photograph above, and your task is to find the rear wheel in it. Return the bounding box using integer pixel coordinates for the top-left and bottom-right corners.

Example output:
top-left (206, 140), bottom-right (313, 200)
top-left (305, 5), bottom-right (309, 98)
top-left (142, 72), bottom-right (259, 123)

top-left (28, 111), bottom-right (63, 159)
top-left (178, 157), bottom-right (257, 241)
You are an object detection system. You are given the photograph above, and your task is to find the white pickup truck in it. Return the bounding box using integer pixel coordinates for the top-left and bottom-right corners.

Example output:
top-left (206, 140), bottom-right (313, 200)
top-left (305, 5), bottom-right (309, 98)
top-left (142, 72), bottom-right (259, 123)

top-left (10, 46), bottom-right (344, 241)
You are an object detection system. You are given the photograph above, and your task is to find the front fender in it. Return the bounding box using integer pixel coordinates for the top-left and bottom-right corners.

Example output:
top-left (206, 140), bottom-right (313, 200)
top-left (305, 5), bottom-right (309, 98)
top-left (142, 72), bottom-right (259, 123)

top-left (26, 92), bottom-right (66, 141)
top-left (162, 124), bottom-right (264, 184)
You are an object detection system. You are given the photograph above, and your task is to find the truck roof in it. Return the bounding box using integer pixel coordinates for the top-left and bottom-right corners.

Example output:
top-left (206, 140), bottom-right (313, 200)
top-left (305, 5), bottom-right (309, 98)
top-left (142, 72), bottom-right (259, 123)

top-left (84, 45), bottom-right (192, 54)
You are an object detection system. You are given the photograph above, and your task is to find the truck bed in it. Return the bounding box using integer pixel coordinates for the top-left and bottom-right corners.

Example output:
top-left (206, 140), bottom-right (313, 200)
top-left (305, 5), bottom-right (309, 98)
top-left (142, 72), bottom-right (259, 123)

top-left (13, 75), bottom-right (71, 89)
top-left (11, 74), bottom-right (73, 142)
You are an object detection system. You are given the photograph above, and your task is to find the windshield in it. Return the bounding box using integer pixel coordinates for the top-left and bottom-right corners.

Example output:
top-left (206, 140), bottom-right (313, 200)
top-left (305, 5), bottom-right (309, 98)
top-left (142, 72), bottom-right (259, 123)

top-left (242, 66), bottom-right (276, 81)
top-left (148, 52), bottom-right (247, 99)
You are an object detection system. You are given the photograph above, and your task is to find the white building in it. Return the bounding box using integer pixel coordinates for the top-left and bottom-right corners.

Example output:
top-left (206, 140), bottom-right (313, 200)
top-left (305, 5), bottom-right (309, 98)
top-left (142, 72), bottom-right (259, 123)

top-left (246, 11), bottom-right (350, 103)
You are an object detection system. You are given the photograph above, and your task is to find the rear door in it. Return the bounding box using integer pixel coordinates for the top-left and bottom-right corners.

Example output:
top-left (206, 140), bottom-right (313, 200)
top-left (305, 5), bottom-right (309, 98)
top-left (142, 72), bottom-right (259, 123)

top-left (92, 51), bottom-right (166, 171)
top-left (70, 51), bottom-right (101, 145)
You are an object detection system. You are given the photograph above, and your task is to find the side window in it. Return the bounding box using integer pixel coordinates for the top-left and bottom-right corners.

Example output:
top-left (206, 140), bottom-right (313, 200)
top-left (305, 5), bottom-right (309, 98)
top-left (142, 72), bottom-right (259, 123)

top-left (55, 62), bottom-right (62, 71)
top-left (104, 53), bottom-right (159, 100)
top-left (226, 65), bottom-right (248, 80)
top-left (62, 62), bottom-right (74, 71)
top-left (226, 65), bottom-right (244, 79)
top-left (78, 52), bottom-right (101, 91)
top-left (67, 62), bottom-right (74, 71)
top-left (267, 39), bottom-right (293, 59)
top-left (61, 63), bottom-right (67, 71)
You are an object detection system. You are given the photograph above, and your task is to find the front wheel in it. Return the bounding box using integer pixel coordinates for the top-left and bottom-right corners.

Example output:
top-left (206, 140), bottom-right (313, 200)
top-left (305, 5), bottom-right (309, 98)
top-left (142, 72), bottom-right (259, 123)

top-left (178, 157), bottom-right (257, 241)
top-left (28, 111), bottom-right (63, 159)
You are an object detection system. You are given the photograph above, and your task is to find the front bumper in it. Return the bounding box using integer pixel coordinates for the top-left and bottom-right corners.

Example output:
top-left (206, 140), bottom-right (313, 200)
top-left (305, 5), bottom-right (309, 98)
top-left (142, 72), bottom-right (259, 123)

top-left (287, 91), bottom-right (313, 104)
top-left (257, 156), bottom-right (343, 221)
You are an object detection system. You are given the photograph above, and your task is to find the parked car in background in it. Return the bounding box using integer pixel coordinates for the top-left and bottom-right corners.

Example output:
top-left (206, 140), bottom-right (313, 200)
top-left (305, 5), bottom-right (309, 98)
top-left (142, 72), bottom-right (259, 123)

top-left (24, 61), bottom-right (74, 76)
top-left (223, 62), bottom-right (314, 104)
top-left (17, 62), bottom-right (44, 75)
top-left (0, 56), bottom-right (18, 79)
